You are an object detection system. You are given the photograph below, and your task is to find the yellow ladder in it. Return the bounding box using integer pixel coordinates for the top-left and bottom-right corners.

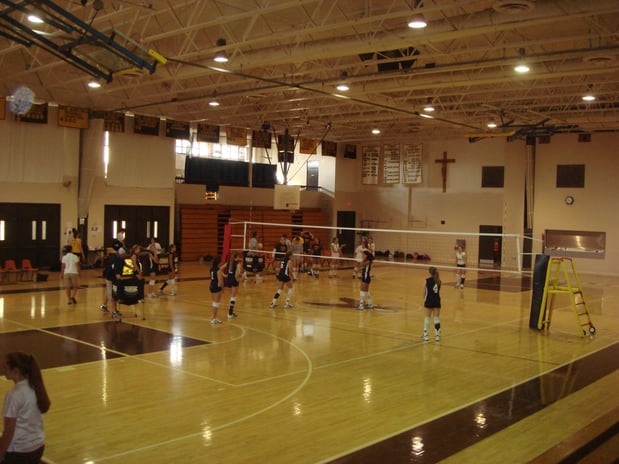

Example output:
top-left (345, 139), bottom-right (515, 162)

top-left (537, 257), bottom-right (596, 337)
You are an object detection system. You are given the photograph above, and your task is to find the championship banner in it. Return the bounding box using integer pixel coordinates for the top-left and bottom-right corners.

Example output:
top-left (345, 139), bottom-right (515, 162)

top-left (197, 123), bottom-right (220, 143)
top-left (361, 145), bottom-right (380, 184)
top-left (16, 103), bottom-right (48, 124)
top-left (322, 140), bottom-right (337, 157)
top-left (299, 137), bottom-right (317, 154)
top-left (252, 129), bottom-right (271, 148)
top-left (344, 144), bottom-right (357, 159)
top-left (102, 111), bottom-right (125, 133)
top-left (383, 144), bottom-right (400, 184)
top-left (165, 119), bottom-right (190, 139)
top-left (226, 126), bottom-right (247, 146)
top-left (133, 114), bottom-right (160, 135)
top-left (403, 143), bottom-right (423, 184)
top-left (58, 105), bottom-right (89, 129)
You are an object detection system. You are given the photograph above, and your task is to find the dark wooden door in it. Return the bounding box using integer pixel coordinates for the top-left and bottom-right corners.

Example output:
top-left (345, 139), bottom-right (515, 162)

top-left (0, 203), bottom-right (60, 270)
top-left (336, 211), bottom-right (356, 256)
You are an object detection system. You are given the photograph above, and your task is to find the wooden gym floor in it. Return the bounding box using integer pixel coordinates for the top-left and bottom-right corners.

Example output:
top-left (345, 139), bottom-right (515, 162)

top-left (0, 259), bottom-right (617, 463)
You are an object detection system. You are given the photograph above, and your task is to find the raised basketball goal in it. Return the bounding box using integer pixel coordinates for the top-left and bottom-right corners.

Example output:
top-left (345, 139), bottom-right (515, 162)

top-left (274, 184), bottom-right (300, 210)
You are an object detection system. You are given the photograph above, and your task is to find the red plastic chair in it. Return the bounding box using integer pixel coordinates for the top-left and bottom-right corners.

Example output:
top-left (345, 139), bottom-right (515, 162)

top-left (21, 259), bottom-right (39, 282)
top-left (4, 260), bottom-right (21, 283)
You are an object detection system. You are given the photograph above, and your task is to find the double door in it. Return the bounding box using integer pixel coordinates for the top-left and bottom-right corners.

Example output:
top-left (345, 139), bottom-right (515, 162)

top-left (0, 203), bottom-right (61, 270)
top-left (104, 205), bottom-right (170, 250)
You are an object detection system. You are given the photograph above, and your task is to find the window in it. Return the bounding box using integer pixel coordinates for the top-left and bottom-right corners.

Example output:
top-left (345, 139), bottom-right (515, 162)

top-left (556, 164), bottom-right (585, 188)
top-left (481, 166), bottom-right (504, 188)
top-left (175, 131), bottom-right (249, 161)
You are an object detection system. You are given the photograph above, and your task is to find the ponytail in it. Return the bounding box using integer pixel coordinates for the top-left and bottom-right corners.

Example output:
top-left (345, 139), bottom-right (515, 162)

top-left (6, 352), bottom-right (51, 413)
top-left (429, 266), bottom-right (441, 288)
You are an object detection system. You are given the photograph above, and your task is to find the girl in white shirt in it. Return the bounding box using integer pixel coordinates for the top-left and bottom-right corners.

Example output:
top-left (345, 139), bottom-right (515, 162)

top-left (0, 352), bottom-right (51, 463)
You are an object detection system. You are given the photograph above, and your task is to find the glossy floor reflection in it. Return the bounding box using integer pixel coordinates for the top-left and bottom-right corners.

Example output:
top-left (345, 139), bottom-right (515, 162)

top-left (330, 342), bottom-right (619, 463)
top-left (0, 322), bottom-right (208, 368)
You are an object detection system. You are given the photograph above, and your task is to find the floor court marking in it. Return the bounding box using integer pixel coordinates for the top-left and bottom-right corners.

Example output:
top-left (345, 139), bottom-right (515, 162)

top-left (93, 325), bottom-right (315, 462)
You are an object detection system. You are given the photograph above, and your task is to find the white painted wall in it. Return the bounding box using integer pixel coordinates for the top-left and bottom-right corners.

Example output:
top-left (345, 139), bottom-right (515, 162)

top-left (1, 114), bottom-right (617, 275)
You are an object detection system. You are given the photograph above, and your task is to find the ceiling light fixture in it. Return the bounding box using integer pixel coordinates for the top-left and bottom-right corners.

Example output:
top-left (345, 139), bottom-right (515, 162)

top-left (419, 113), bottom-right (434, 119)
top-left (336, 71), bottom-right (350, 91)
top-left (582, 85), bottom-right (595, 101)
top-left (408, 0), bottom-right (427, 28)
top-left (408, 14), bottom-right (427, 29)
top-left (423, 97), bottom-right (435, 112)
top-left (487, 122), bottom-right (497, 128)
top-left (371, 128), bottom-right (381, 135)
top-left (87, 80), bottom-right (102, 89)
top-left (514, 48), bottom-right (530, 73)
top-left (27, 15), bottom-right (44, 24)
top-left (213, 38), bottom-right (229, 63)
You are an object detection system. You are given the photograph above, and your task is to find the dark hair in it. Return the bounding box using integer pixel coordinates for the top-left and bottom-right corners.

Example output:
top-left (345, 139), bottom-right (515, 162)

top-left (63, 245), bottom-right (72, 253)
top-left (429, 266), bottom-right (441, 287)
top-left (364, 250), bottom-right (374, 261)
top-left (212, 255), bottom-right (222, 267)
top-left (5, 352), bottom-right (51, 413)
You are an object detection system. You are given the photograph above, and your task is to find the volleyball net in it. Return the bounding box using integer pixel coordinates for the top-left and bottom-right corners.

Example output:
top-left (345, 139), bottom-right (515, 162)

top-left (225, 220), bottom-right (542, 276)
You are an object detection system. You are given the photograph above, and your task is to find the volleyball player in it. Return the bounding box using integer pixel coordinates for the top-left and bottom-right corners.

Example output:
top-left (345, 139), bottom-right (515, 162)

top-left (353, 236), bottom-right (369, 279)
top-left (209, 256), bottom-right (227, 324)
top-left (455, 244), bottom-right (467, 288)
top-left (328, 236), bottom-right (345, 278)
top-left (270, 250), bottom-right (294, 308)
top-left (224, 252), bottom-right (242, 319)
top-left (422, 266), bottom-right (442, 341)
top-left (357, 250), bottom-right (374, 309)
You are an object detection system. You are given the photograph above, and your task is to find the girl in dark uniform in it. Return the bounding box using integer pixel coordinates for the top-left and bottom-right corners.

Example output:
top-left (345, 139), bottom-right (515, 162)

top-left (422, 266), bottom-right (442, 341)
top-left (269, 250), bottom-right (294, 308)
top-left (224, 252), bottom-right (242, 319)
top-left (209, 256), bottom-right (226, 324)
top-left (357, 250), bottom-right (374, 309)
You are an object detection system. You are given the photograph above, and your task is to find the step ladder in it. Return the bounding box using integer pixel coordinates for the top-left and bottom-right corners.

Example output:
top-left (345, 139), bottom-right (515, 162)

top-left (537, 257), bottom-right (596, 337)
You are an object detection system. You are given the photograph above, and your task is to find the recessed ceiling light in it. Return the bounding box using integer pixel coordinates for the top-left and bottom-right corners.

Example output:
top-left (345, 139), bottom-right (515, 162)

top-left (514, 63), bottom-right (530, 73)
top-left (408, 15), bottom-right (427, 29)
top-left (371, 128), bottom-right (381, 135)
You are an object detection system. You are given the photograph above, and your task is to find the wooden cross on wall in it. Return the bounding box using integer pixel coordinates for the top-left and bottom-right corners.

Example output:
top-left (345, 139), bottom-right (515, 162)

top-left (435, 151), bottom-right (456, 192)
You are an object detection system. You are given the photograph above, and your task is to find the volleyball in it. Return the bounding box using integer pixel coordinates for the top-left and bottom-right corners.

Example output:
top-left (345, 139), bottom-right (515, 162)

top-left (9, 85), bottom-right (35, 115)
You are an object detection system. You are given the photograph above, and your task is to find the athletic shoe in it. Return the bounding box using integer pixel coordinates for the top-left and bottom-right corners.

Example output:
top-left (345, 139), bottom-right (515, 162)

top-left (228, 312), bottom-right (238, 319)
top-left (455, 283), bottom-right (459, 288)
top-left (210, 318), bottom-right (222, 324)
top-left (460, 284), bottom-right (464, 289)
top-left (357, 304), bottom-right (364, 310)
top-left (71, 297), bottom-right (77, 304)
top-left (421, 334), bottom-right (429, 341)
top-left (365, 304), bottom-right (374, 309)
top-left (68, 300), bottom-right (73, 305)
top-left (284, 302), bottom-right (294, 308)
top-left (112, 310), bottom-right (122, 317)
top-left (148, 293), bottom-right (158, 298)
top-left (435, 334), bottom-right (441, 341)
top-left (99, 305), bottom-right (109, 313)
top-left (269, 302), bottom-right (276, 308)
top-left (169, 291), bottom-right (177, 296)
